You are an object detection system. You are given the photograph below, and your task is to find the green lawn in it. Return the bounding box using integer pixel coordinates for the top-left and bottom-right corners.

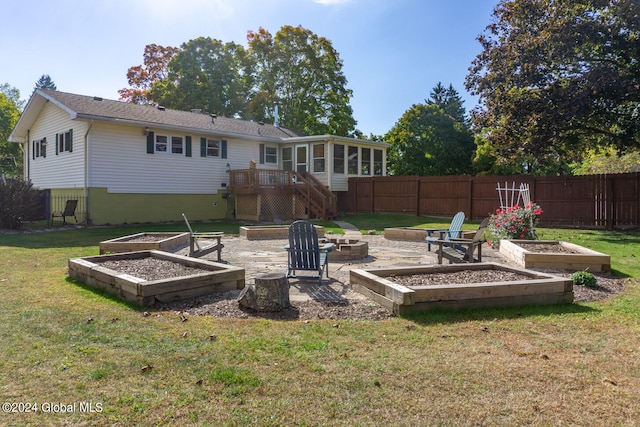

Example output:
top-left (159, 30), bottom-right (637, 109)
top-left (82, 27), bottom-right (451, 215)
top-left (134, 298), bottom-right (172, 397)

top-left (1, 216), bottom-right (639, 426)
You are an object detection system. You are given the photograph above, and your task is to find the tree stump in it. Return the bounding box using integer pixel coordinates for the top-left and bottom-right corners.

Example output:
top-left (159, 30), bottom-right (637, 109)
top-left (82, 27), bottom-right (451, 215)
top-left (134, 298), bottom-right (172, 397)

top-left (237, 272), bottom-right (290, 311)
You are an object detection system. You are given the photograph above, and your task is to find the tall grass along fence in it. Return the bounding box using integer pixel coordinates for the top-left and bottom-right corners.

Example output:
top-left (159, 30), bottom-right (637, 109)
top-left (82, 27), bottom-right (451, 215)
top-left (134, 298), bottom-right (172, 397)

top-left (337, 172), bottom-right (639, 229)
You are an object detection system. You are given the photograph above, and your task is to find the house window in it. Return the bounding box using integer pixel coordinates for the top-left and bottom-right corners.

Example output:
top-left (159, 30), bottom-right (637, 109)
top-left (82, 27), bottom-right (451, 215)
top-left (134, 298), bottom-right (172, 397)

top-left (313, 143), bottom-right (325, 172)
top-left (265, 146), bottom-right (277, 164)
top-left (154, 134), bottom-right (184, 154)
top-left (155, 135), bottom-right (168, 153)
top-left (206, 139), bottom-right (220, 157)
top-left (374, 149), bottom-right (383, 175)
top-left (171, 136), bottom-right (183, 154)
top-left (348, 146), bottom-right (358, 174)
top-left (282, 147), bottom-right (293, 171)
top-left (361, 147), bottom-right (371, 175)
top-left (56, 129), bottom-right (72, 154)
top-left (32, 138), bottom-right (47, 158)
top-left (334, 144), bottom-right (344, 174)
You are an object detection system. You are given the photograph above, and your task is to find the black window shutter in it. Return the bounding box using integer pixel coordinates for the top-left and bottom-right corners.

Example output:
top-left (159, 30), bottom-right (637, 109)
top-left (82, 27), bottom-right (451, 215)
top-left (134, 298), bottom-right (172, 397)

top-left (42, 138), bottom-right (46, 157)
top-left (32, 141), bottom-right (35, 160)
top-left (185, 136), bottom-right (192, 157)
top-left (146, 131), bottom-right (154, 154)
top-left (56, 133), bottom-right (59, 155)
top-left (259, 143), bottom-right (265, 164)
top-left (68, 129), bottom-right (73, 152)
top-left (200, 137), bottom-right (207, 157)
top-left (221, 140), bottom-right (227, 159)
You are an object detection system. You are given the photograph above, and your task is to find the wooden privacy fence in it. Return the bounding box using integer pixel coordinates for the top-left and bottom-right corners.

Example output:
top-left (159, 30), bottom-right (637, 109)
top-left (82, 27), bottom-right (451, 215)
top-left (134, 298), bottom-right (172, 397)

top-left (337, 173), bottom-right (639, 228)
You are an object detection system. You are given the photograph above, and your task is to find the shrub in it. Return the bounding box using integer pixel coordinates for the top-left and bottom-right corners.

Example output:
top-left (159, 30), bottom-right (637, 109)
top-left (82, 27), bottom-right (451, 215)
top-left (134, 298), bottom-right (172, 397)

top-left (0, 178), bottom-right (40, 229)
top-left (487, 202), bottom-right (543, 249)
top-left (570, 271), bottom-right (597, 288)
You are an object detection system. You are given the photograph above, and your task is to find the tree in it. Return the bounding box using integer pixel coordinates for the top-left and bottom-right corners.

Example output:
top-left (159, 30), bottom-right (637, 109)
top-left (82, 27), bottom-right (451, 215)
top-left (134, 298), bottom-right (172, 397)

top-left (466, 0), bottom-right (640, 174)
top-left (427, 82), bottom-right (466, 123)
top-left (0, 85), bottom-right (23, 178)
top-left (385, 103), bottom-right (475, 176)
top-left (35, 74), bottom-right (56, 90)
top-left (247, 25), bottom-right (356, 136)
top-left (148, 37), bottom-right (251, 117)
top-left (119, 44), bottom-right (179, 104)
top-left (571, 147), bottom-right (640, 174)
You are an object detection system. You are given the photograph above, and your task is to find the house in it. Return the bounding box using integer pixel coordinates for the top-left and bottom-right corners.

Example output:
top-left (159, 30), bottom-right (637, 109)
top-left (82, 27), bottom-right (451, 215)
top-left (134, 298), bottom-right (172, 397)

top-left (10, 89), bottom-right (388, 225)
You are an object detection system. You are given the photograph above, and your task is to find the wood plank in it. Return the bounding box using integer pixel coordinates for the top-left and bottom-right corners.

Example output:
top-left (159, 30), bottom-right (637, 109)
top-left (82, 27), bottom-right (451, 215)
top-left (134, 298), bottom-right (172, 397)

top-left (410, 279), bottom-right (571, 302)
top-left (350, 269), bottom-right (415, 305)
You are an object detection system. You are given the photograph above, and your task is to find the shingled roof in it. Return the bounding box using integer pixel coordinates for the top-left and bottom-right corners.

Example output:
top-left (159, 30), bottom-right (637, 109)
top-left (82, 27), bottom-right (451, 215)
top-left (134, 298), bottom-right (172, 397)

top-left (11, 89), bottom-right (302, 141)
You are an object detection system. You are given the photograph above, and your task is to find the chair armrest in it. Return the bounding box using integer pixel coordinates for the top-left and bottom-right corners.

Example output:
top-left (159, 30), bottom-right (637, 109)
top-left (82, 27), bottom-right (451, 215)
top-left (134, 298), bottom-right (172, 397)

top-left (319, 243), bottom-right (334, 252)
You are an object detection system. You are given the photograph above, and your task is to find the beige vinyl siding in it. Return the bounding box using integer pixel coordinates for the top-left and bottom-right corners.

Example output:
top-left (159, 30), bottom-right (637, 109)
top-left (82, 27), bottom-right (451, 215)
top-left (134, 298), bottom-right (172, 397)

top-left (27, 103), bottom-right (86, 189)
top-left (89, 123), bottom-right (274, 194)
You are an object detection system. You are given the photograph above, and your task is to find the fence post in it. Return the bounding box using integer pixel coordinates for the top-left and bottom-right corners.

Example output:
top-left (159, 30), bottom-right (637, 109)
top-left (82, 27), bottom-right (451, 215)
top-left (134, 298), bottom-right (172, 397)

top-left (415, 178), bottom-right (421, 216)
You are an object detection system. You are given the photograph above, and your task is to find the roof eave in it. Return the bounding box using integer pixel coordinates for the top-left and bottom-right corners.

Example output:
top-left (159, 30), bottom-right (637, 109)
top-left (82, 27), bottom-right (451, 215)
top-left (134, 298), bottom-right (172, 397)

top-left (74, 113), bottom-right (284, 143)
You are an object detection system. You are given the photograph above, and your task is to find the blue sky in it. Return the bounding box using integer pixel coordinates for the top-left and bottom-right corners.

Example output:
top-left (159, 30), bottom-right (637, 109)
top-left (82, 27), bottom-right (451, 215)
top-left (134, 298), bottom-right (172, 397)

top-left (2, 0), bottom-right (496, 136)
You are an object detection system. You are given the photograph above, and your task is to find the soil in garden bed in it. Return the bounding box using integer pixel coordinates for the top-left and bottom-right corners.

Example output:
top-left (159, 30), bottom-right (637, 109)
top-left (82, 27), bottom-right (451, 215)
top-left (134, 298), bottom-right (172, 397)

top-left (390, 270), bottom-right (533, 287)
top-left (514, 242), bottom-right (581, 254)
top-left (97, 257), bottom-right (211, 281)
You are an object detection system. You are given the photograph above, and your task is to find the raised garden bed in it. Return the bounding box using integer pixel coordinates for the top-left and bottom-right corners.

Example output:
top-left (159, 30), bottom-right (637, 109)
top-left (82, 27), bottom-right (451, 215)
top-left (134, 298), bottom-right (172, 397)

top-left (350, 262), bottom-right (573, 315)
top-left (99, 232), bottom-right (190, 254)
top-left (384, 227), bottom-right (474, 242)
top-left (499, 240), bottom-right (611, 272)
top-left (68, 250), bottom-right (245, 306)
top-left (239, 225), bottom-right (324, 240)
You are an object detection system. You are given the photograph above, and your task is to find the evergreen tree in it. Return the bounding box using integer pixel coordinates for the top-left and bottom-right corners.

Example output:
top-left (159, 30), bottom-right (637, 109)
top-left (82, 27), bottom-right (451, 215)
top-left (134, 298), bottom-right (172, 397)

top-left (35, 74), bottom-right (57, 90)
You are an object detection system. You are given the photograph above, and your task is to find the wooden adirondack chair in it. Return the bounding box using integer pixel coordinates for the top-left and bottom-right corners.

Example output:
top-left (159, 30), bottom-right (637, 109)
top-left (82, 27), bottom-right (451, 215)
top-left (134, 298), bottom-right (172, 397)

top-left (182, 213), bottom-right (224, 261)
top-left (50, 199), bottom-right (78, 226)
top-left (435, 217), bottom-right (490, 264)
top-left (285, 220), bottom-right (334, 285)
top-left (425, 211), bottom-right (465, 251)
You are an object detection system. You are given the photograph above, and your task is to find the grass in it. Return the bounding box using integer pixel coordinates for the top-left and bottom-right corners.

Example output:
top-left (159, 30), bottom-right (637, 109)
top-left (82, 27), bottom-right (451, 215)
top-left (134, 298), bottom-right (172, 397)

top-left (1, 216), bottom-right (639, 426)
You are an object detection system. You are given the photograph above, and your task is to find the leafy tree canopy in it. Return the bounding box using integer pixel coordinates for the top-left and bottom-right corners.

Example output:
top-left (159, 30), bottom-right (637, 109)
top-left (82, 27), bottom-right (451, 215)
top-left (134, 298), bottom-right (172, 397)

top-left (121, 26), bottom-right (356, 137)
top-left (386, 86), bottom-right (475, 176)
top-left (466, 0), bottom-right (640, 175)
top-left (118, 44), bottom-right (179, 104)
top-left (571, 146), bottom-right (640, 174)
top-left (0, 85), bottom-right (23, 177)
top-left (35, 74), bottom-right (57, 90)
top-left (148, 37), bottom-right (251, 118)
top-left (247, 25), bottom-right (356, 136)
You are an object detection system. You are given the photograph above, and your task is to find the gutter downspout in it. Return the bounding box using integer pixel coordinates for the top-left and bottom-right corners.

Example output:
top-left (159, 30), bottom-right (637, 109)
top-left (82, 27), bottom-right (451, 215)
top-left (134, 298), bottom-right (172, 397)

top-left (84, 120), bottom-right (94, 225)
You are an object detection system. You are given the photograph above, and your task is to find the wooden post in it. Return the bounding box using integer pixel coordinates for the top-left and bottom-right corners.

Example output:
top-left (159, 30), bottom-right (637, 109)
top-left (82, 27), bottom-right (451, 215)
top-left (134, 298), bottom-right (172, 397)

top-left (237, 272), bottom-right (290, 312)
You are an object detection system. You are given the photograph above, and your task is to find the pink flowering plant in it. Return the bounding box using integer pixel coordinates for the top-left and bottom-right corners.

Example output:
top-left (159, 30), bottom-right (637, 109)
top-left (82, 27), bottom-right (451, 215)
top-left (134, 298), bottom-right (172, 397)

top-left (487, 202), bottom-right (543, 248)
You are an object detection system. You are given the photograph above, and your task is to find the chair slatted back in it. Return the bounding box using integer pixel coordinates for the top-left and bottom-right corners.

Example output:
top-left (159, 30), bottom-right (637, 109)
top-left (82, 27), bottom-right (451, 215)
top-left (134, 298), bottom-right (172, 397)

top-left (63, 200), bottom-right (78, 216)
top-left (446, 211), bottom-right (465, 240)
top-left (288, 221), bottom-right (320, 271)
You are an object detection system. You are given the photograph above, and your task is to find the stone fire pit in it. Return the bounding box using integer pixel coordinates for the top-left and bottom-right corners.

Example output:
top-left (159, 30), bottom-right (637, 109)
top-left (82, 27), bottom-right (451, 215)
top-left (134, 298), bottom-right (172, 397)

top-left (321, 238), bottom-right (369, 261)
top-left (68, 250), bottom-right (245, 306)
top-left (240, 225), bottom-right (324, 240)
top-left (99, 232), bottom-right (190, 254)
top-left (499, 240), bottom-right (611, 272)
top-left (350, 262), bottom-right (573, 315)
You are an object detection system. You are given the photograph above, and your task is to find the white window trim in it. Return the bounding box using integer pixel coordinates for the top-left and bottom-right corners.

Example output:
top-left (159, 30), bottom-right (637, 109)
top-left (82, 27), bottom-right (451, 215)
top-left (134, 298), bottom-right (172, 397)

top-left (206, 139), bottom-right (221, 157)
top-left (313, 143), bottom-right (326, 173)
top-left (265, 145), bottom-right (278, 164)
top-left (155, 134), bottom-right (184, 155)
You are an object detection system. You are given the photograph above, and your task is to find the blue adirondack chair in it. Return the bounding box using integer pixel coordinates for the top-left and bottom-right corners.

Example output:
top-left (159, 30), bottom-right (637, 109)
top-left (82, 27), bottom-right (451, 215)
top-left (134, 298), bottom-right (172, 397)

top-left (425, 211), bottom-right (465, 251)
top-left (285, 220), bottom-right (334, 285)
top-left (435, 217), bottom-right (490, 264)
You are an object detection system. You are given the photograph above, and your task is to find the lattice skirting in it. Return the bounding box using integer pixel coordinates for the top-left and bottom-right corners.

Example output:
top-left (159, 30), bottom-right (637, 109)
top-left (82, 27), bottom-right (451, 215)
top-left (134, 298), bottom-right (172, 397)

top-left (235, 194), bottom-right (308, 221)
